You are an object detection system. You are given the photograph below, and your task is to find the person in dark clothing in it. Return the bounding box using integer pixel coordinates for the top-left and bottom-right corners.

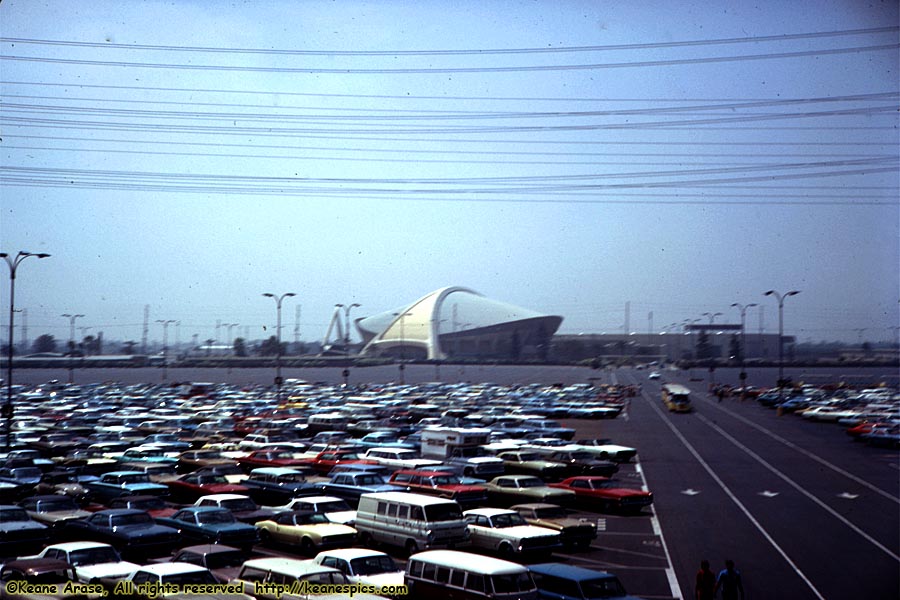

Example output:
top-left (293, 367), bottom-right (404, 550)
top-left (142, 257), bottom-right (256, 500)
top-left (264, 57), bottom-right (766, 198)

top-left (714, 559), bottom-right (745, 600)
top-left (695, 559), bottom-right (716, 600)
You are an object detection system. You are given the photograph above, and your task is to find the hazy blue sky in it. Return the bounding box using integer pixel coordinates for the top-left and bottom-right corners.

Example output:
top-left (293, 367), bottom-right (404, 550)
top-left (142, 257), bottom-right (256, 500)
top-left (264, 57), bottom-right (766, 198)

top-left (1, 0), bottom-right (898, 348)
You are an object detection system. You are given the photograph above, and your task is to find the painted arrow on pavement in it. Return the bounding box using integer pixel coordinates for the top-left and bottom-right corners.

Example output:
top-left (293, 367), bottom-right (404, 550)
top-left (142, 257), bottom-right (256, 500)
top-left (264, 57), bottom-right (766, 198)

top-left (681, 489), bottom-right (701, 496)
top-left (837, 492), bottom-right (860, 500)
top-left (758, 490), bottom-right (779, 498)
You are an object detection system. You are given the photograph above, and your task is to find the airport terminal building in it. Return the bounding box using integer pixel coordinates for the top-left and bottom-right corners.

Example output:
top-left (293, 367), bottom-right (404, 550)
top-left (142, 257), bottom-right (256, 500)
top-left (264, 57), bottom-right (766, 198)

top-left (356, 286), bottom-right (563, 361)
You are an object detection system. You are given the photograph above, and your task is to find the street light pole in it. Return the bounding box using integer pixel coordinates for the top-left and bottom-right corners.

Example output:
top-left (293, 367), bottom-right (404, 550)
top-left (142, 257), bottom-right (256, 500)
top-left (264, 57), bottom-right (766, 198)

top-left (155, 319), bottom-right (176, 382)
top-left (263, 292), bottom-right (296, 402)
top-left (731, 302), bottom-right (758, 393)
top-left (1, 251), bottom-right (51, 450)
top-left (764, 290), bottom-right (800, 389)
top-left (61, 313), bottom-right (84, 384)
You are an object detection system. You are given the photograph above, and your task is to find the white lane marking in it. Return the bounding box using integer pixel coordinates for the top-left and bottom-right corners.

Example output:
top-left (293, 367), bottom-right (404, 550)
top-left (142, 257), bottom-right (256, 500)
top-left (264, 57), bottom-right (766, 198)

top-left (638, 388), bottom-right (828, 600)
top-left (698, 392), bottom-right (899, 505)
top-left (696, 413), bottom-right (900, 563)
top-left (837, 492), bottom-right (860, 500)
top-left (635, 453), bottom-right (682, 600)
top-left (680, 488), bottom-right (701, 496)
top-left (759, 490), bottom-right (780, 498)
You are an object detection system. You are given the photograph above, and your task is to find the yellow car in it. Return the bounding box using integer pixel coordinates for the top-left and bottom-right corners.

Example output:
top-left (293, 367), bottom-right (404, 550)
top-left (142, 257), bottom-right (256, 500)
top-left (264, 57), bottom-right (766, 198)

top-left (255, 510), bottom-right (357, 554)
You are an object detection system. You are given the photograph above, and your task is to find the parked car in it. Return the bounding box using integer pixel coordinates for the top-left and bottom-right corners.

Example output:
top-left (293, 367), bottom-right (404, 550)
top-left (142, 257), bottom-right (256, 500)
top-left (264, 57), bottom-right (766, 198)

top-left (19, 495), bottom-right (92, 528)
top-left (463, 508), bottom-right (560, 557)
top-left (170, 544), bottom-right (246, 583)
top-left (255, 510), bottom-right (357, 554)
top-left (529, 562), bottom-right (643, 600)
top-left (314, 548), bottom-right (404, 590)
top-left (0, 558), bottom-right (101, 600)
top-left (154, 506), bottom-right (259, 551)
top-left (84, 471), bottom-right (169, 502)
top-left (266, 495), bottom-right (357, 525)
top-left (27, 541), bottom-right (139, 585)
top-left (529, 448), bottom-right (619, 478)
top-left (166, 473), bottom-right (249, 503)
top-left (387, 469), bottom-right (488, 505)
top-left (122, 562), bottom-right (253, 600)
top-left (316, 471), bottom-right (406, 507)
top-left (511, 503), bottom-right (597, 550)
top-left (193, 494), bottom-right (277, 523)
top-left (108, 495), bottom-right (177, 519)
top-left (482, 475), bottom-right (576, 506)
top-left (573, 440), bottom-right (638, 463)
top-left (496, 451), bottom-right (568, 480)
top-left (0, 504), bottom-right (50, 556)
top-left (241, 467), bottom-right (320, 505)
top-left (549, 477), bottom-right (653, 513)
top-left (60, 509), bottom-right (181, 559)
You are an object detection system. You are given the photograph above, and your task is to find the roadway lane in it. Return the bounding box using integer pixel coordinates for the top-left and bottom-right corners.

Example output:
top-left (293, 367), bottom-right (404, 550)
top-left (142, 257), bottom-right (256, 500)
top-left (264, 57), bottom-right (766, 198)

top-left (616, 369), bottom-right (899, 600)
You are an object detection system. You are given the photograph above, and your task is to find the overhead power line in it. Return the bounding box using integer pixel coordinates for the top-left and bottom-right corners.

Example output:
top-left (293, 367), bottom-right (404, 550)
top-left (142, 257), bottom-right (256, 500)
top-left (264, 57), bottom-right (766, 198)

top-left (2, 26), bottom-right (895, 55)
top-left (2, 43), bottom-right (897, 73)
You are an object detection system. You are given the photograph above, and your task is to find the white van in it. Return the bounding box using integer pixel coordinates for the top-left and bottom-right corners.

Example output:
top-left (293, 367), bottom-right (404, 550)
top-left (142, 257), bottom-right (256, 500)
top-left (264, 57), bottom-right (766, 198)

top-left (355, 492), bottom-right (469, 555)
top-left (405, 549), bottom-right (537, 600)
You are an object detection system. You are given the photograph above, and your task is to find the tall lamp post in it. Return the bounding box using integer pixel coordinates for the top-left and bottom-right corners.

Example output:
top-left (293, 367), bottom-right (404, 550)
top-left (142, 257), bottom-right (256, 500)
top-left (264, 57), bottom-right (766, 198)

top-left (338, 303), bottom-right (361, 352)
top-left (61, 313), bottom-right (84, 384)
top-left (731, 302), bottom-right (758, 393)
top-left (155, 319), bottom-right (176, 382)
top-left (764, 290), bottom-right (800, 389)
top-left (2, 251), bottom-right (51, 450)
top-left (263, 292), bottom-right (296, 401)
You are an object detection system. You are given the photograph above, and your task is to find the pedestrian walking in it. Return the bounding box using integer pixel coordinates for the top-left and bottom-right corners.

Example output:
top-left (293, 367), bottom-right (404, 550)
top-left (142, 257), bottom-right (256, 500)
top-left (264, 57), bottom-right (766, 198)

top-left (714, 559), bottom-right (745, 600)
top-left (695, 559), bottom-right (716, 600)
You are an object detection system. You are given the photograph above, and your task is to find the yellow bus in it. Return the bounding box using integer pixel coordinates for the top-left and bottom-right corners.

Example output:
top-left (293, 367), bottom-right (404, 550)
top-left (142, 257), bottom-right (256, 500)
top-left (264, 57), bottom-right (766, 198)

top-left (661, 384), bottom-right (692, 413)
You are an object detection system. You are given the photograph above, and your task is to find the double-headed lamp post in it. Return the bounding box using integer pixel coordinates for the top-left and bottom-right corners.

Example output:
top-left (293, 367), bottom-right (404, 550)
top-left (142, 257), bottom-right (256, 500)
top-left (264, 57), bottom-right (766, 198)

top-left (337, 303), bottom-right (361, 351)
top-left (61, 313), bottom-right (85, 384)
top-left (764, 290), bottom-right (800, 389)
top-left (1, 251), bottom-right (51, 450)
top-left (155, 319), bottom-right (177, 382)
top-left (731, 302), bottom-right (758, 391)
top-left (263, 292), bottom-right (296, 401)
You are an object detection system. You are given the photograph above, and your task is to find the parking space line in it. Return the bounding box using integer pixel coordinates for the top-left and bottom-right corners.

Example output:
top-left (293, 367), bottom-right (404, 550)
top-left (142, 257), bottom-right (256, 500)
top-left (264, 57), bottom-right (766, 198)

top-left (695, 412), bottom-right (900, 563)
top-left (638, 385), bottom-right (828, 600)
top-left (696, 394), bottom-right (900, 504)
top-left (635, 454), bottom-right (682, 599)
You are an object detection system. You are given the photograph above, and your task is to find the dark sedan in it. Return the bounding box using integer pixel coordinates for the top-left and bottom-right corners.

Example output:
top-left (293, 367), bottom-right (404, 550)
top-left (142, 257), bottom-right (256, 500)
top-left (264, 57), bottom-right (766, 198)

top-left (61, 509), bottom-right (181, 559)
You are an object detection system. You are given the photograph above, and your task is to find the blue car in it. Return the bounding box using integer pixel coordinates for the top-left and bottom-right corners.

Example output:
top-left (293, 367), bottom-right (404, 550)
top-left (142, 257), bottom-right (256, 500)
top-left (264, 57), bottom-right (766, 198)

top-left (155, 506), bottom-right (259, 551)
top-left (529, 562), bottom-right (645, 600)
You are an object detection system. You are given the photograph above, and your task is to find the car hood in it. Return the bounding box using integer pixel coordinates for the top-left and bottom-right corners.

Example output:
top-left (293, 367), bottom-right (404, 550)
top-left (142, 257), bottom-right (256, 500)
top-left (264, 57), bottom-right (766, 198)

top-left (355, 571), bottom-right (405, 588)
top-left (324, 510), bottom-right (357, 525)
top-left (497, 525), bottom-right (559, 538)
top-left (0, 520), bottom-right (47, 532)
top-left (527, 517), bottom-right (593, 530)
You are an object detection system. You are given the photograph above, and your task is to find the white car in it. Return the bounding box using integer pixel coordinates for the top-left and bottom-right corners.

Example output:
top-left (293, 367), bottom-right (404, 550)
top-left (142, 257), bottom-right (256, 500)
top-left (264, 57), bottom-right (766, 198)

top-left (463, 507), bottom-right (560, 557)
top-left (265, 495), bottom-right (357, 525)
top-left (648, 372), bottom-right (661, 380)
top-left (314, 548), bottom-right (404, 589)
top-left (29, 541), bottom-right (138, 584)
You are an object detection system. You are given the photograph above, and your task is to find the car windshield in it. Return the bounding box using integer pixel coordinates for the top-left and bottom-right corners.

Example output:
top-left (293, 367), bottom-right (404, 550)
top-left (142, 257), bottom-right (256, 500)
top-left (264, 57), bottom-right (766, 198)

top-left (202, 550), bottom-right (245, 569)
top-left (277, 473), bottom-right (307, 483)
top-left (0, 508), bottom-right (29, 521)
top-left (423, 504), bottom-right (462, 522)
top-left (165, 570), bottom-right (219, 585)
top-left (490, 572), bottom-right (535, 594)
top-left (518, 478), bottom-right (544, 488)
top-left (534, 507), bottom-right (567, 519)
top-left (210, 465), bottom-right (242, 475)
top-left (198, 510), bottom-right (236, 524)
top-left (517, 453), bottom-right (542, 461)
top-left (581, 576), bottom-right (628, 598)
top-left (294, 513), bottom-right (329, 525)
top-left (318, 501), bottom-right (351, 512)
top-left (356, 475), bottom-right (386, 485)
top-left (111, 513), bottom-right (153, 526)
top-left (40, 499), bottom-right (79, 512)
top-left (431, 475), bottom-right (461, 485)
top-left (222, 499), bottom-right (258, 511)
top-left (350, 555), bottom-right (398, 575)
top-left (70, 547), bottom-right (121, 566)
top-left (197, 475), bottom-right (228, 485)
top-left (492, 513), bottom-right (528, 527)
top-left (120, 474), bottom-right (151, 484)
top-left (570, 451), bottom-right (594, 460)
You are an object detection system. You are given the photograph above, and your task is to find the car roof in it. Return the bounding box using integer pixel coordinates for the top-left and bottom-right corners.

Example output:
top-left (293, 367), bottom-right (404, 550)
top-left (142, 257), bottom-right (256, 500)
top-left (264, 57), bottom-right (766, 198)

top-left (195, 494), bottom-right (251, 502)
top-left (463, 508), bottom-right (515, 517)
top-left (44, 541), bottom-right (116, 552)
top-left (529, 562), bottom-right (616, 580)
top-left (135, 562), bottom-right (209, 575)
top-left (315, 548), bottom-right (390, 560)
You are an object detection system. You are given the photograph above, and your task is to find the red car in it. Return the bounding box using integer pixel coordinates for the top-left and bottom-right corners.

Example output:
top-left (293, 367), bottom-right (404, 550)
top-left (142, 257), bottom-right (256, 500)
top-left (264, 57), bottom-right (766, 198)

top-left (549, 476), bottom-right (653, 513)
top-left (302, 450), bottom-right (378, 475)
top-left (166, 472), bottom-right (250, 502)
top-left (238, 450), bottom-right (310, 471)
top-left (388, 469), bottom-right (488, 505)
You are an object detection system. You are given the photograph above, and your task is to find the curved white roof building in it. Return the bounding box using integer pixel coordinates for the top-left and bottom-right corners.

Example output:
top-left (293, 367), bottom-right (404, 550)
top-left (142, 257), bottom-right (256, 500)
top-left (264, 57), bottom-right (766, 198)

top-left (356, 286), bottom-right (563, 360)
